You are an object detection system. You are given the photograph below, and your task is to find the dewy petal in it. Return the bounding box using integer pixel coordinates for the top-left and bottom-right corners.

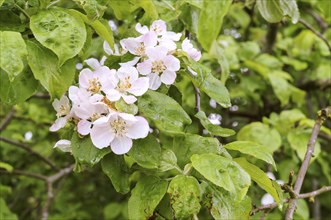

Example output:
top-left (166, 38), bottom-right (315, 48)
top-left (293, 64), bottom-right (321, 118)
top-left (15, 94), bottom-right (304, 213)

top-left (164, 55), bottom-right (180, 71)
top-left (106, 89), bottom-right (121, 102)
top-left (126, 116), bottom-right (149, 139)
top-left (85, 58), bottom-right (101, 70)
top-left (79, 68), bottom-right (93, 89)
top-left (148, 73), bottom-right (162, 90)
top-left (146, 46), bottom-right (168, 60)
top-left (54, 139), bottom-right (72, 153)
top-left (90, 124), bottom-right (115, 149)
top-left (122, 95), bottom-right (137, 104)
top-left (77, 120), bottom-right (92, 135)
top-left (137, 60), bottom-right (152, 75)
top-left (49, 117), bottom-right (67, 132)
top-left (127, 77), bottom-right (149, 96)
top-left (110, 136), bottom-right (133, 155)
top-left (161, 70), bottom-right (176, 85)
top-left (135, 23), bottom-right (149, 34)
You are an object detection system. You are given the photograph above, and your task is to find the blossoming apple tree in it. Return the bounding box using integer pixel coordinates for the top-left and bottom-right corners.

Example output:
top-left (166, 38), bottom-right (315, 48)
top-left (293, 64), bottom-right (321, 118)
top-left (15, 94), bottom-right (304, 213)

top-left (0, 0), bottom-right (330, 219)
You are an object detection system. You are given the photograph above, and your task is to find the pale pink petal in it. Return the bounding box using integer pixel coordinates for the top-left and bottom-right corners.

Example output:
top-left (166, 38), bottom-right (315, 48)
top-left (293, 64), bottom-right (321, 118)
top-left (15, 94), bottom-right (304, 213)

top-left (159, 39), bottom-right (177, 51)
top-left (146, 46), bottom-right (167, 60)
top-left (148, 73), bottom-right (162, 90)
top-left (103, 41), bottom-right (113, 55)
top-left (162, 32), bottom-right (182, 41)
top-left (85, 58), bottom-right (101, 70)
top-left (79, 68), bottom-right (93, 89)
top-left (118, 66), bottom-right (138, 81)
top-left (110, 136), bottom-right (133, 155)
top-left (189, 50), bottom-right (201, 61)
top-left (135, 23), bottom-right (149, 34)
top-left (77, 120), bottom-right (92, 135)
top-left (126, 116), bottom-right (149, 139)
top-left (93, 115), bottom-right (110, 125)
top-left (122, 95), bottom-right (137, 104)
top-left (137, 60), bottom-right (152, 75)
top-left (49, 117), bottom-right (67, 132)
top-left (120, 38), bottom-right (140, 55)
top-left (127, 77), bottom-right (149, 96)
top-left (151, 20), bottom-right (167, 35)
top-left (182, 38), bottom-right (193, 51)
top-left (118, 113), bottom-right (137, 123)
top-left (119, 57), bottom-right (140, 67)
top-left (164, 55), bottom-right (180, 71)
top-left (90, 125), bottom-right (114, 149)
top-left (54, 139), bottom-right (72, 153)
top-left (140, 31), bottom-right (158, 47)
top-left (161, 70), bottom-right (176, 85)
top-left (106, 89), bottom-right (121, 102)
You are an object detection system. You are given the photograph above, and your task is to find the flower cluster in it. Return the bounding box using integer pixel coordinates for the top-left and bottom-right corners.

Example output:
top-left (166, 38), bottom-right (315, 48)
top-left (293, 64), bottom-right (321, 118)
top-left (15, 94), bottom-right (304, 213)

top-left (50, 20), bottom-right (201, 155)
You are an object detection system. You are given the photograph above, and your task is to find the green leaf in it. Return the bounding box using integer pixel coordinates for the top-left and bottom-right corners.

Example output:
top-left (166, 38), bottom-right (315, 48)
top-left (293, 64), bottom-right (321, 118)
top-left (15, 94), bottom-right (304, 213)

top-left (26, 40), bottom-right (75, 99)
top-left (0, 11), bottom-right (26, 32)
top-left (115, 99), bottom-right (138, 115)
top-left (209, 40), bottom-right (230, 83)
top-left (257, 0), bottom-right (283, 23)
top-left (128, 176), bottom-right (168, 219)
top-left (0, 68), bottom-right (38, 105)
top-left (0, 198), bottom-right (17, 220)
top-left (287, 129), bottom-right (321, 162)
top-left (104, 203), bottom-right (123, 220)
top-left (203, 183), bottom-right (251, 220)
top-left (138, 90), bottom-right (191, 135)
top-left (167, 175), bottom-right (201, 219)
top-left (237, 122), bottom-right (282, 152)
top-left (68, 9), bottom-right (114, 50)
top-left (101, 154), bottom-right (130, 194)
top-left (30, 8), bottom-right (87, 66)
top-left (73, 0), bottom-right (108, 20)
top-left (173, 134), bottom-right (220, 168)
top-left (128, 135), bottom-right (161, 169)
top-left (182, 59), bottom-right (231, 108)
top-left (191, 153), bottom-right (250, 200)
top-left (224, 141), bottom-right (276, 170)
top-left (257, 0), bottom-right (299, 23)
top-left (195, 111), bottom-right (235, 137)
top-left (0, 161), bottom-right (13, 172)
top-left (0, 31), bottom-right (27, 81)
top-left (71, 133), bottom-right (110, 171)
top-left (234, 157), bottom-right (281, 205)
top-left (159, 149), bottom-right (181, 172)
top-left (197, 0), bottom-right (232, 50)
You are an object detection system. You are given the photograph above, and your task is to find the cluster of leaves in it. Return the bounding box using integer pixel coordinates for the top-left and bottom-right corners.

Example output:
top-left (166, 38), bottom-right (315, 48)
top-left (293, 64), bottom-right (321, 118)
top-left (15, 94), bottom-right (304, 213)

top-left (0, 0), bottom-right (330, 219)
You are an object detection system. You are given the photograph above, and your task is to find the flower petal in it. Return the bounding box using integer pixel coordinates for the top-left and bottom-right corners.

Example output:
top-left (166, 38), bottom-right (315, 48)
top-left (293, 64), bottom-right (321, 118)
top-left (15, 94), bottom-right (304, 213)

top-left (77, 120), bottom-right (92, 135)
top-left (164, 55), bottom-right (180, 71)
top-left (122, 95), bottom-right (137, 104)
top-left (135, 23), bottom-right (149, 34)
top-left (127, 77), bottom-right (149, 96)
top-left (146, 46), bottom-right (167, 60)
top-left (90, 124), bottom-right (114, 149)
top-left (54, 139), bottom-right (72, 153)
top-left (49, 117), bottom-right (67, 132)
top-left (118, 113), bottom-right (137, 123)
top-left (103, 41), bottom-right (113, 55)
top-left (161, 70), bottom-right (176, 85)
top-left (106, 89), bottom-right (121, 102)
top-left (85, 58), bottom-right (101, 70)
top-left (148, 73), bottom-right (162, 90)
top-left (79, 68), bottom-right (93, 89)
top-left (126, 116), bottom-right (149, 139)
top-left (110, 136), bottom-right (133, 155)
top-left (137, 60), bottom-right (152, 75)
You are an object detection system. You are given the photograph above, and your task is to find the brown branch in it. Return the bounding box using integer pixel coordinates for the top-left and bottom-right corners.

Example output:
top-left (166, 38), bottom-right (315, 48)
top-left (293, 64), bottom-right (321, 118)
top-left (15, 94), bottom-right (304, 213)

top-left (0, 169), bottom-right (47, 181)
top-left (307, 9), bottom-right (328, 33)
top-left (41, 164), bottom-right (74, 220)
top-left (193, 85), bottom-right (201, 113)
top-left (264, 23), bottom-right (279, 53)
top-left (285, 107), bottom-right (331, 219)
top-left (0, 108), bottom-right (15, 132)
top-left (298, 18), bottom-right (331, 52)
top-left (0, 136), bottom-right (58, 170)
top-left (251, 186), bottom-right (331, 215)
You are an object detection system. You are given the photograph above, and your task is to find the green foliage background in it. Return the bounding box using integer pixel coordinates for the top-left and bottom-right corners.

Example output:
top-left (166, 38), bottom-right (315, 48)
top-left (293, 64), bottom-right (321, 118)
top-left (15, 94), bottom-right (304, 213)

top-left (0, 0), bottom-right (330, 219)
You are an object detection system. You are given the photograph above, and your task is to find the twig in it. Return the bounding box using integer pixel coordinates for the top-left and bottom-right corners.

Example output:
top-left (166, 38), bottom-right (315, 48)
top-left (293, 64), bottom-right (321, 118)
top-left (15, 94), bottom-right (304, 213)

top-left (41, 164), bottom-right (74, 220)
top-left (0, 108), bottom-right (15, 132)
top-left (251, 186), bottom-right (331, 215)
top-left (0, 136), bottom-right (58, 170)
top-left (298, 18), bottom-right (331, 52)
top-left (264, 23), bottom-right (279, 53)
top-left (193, 85), bottom-right (201, 113)
top-left (31, 93), bottom-right (51, 99)
top-left (285, 107), bottom-right (331, 219)
top-left (307, 9), bottom-right (328, 33)
top-left (0, 169), bottom-right (47, 181)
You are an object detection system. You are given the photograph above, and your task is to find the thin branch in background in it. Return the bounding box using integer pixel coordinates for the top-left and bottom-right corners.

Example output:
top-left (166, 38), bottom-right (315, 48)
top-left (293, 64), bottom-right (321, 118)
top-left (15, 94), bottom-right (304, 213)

top-left (307, 9), bottom-right (328, 33)
top-left (193, 85), bottom-right (201, 113)
top-left (264, 23), bottom-right (279, 53)
top-left (31, 93), bottom-right (51, 99)
top-left (0, 169), bottom-right (47, 181)
top-left (0, 108), bottom-right (15, 132)
top-left (298, 18), bottom-right (331, 52)
top-left (251, 186), bottom-right (331, 215)
top-left (285, 107), bottom-right (331, 219)
top-left (0, 136), bottom-right (58, 170)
